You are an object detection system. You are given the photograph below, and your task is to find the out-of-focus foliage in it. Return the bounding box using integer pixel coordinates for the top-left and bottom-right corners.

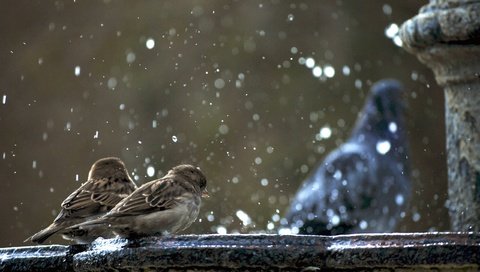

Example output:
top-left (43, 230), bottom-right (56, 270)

top-left (0, 0), bottom-right (447, 246)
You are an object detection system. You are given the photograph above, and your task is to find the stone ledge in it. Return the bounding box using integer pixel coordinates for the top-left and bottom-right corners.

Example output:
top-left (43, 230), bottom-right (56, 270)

top-left (1, 233), bottom-right (479, 271)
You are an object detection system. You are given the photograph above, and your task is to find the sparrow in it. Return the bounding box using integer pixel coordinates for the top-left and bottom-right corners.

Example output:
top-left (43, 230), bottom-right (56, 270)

top-left (285, 79), bottom-right (411, 235)
top-left (70, 164), bottom-right (209, 238)
top-left (25, 157), bottom-right (137, 243)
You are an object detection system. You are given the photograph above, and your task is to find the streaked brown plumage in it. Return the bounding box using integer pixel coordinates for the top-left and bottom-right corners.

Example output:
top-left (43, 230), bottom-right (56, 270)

top-left (25, 157), bottom-right (137, 244)
top-left (71, 164), bottom-right (208, 238)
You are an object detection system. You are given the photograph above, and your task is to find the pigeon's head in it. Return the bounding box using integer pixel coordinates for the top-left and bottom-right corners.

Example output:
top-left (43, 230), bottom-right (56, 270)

top-left (352, 79), bottom-right (408, 142)
top-left (369, 79), bottom-right (406, 122)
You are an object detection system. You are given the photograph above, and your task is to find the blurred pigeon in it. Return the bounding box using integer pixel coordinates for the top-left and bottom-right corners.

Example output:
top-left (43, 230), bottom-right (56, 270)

top-left (70, 164), bottom-right (209, 239)
top-left (25, 157), bottom-right (137, 243)
top-left (285, 79), bottom-right (411, 235)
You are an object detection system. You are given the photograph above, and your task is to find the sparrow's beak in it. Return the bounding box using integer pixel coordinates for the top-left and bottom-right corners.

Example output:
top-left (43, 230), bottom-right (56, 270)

top-left (202, 188), bottom-right (210, 198)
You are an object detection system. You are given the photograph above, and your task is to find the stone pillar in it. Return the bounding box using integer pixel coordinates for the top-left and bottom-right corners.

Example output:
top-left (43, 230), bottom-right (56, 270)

top-left (400, 0), bottom-right (480, 231)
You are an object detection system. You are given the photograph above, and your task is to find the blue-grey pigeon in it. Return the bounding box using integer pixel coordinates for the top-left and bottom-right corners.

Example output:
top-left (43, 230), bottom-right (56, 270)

top-left (285, 79), bottom-right (411, 235)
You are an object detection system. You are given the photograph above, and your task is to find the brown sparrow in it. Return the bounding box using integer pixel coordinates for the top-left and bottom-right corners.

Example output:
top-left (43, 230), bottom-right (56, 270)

top-left (25, 157), bottom-right (137, 243)
top-left (71, 164), bottom-right (208, 238)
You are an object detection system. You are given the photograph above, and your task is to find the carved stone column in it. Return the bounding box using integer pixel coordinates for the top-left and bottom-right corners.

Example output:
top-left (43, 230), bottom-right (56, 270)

top-left (400, 0), bottom-right (480, 231)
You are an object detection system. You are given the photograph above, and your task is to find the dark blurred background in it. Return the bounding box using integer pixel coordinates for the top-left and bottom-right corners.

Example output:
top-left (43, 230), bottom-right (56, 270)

top-left (0, 0), bottom-right (448, 247)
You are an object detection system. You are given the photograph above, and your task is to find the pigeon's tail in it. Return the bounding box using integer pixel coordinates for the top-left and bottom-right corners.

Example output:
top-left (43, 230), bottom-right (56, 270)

top-left (25, 224), bottom-right (63, 244)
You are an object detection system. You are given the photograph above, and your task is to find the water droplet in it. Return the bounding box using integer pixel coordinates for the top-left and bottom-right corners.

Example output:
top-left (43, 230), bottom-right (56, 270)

top-left (260, 178), bottom-right (269, 186)
top-left (305, 57), bottom-right (315, 68)
top-left (300, 164), bottom-right (309, 173)
top-left (376, 140), bottom-right (391, 154)
top-left (331, 215), bottom-right (340, 226)
top-left (389, 122), bottom-right (398, 133)
top-left (216, 226), bottom-right (227, 234)
top-left (218, 124), bottom-right (229, 135)
top-left (74, 66), bottom-right (81, 76)
top-left (236, 210), bottom-right (252, 226)
top-left (267, 222), bottom-right (275, 230)
top-left (324, 65), bottom-right (335, 78)
top-left (355, 79), bottom-right (363, 89)
top-left (317, 126), bottom-right (332, 140)
top-left (147, 166), bottom-right (155, 177)
top-left (382, 4), bottom-right (392, 15)
top-left (107, 77), bottom-right (118, 90)
top-left (330, 189), bottom-right (339, 201)
top-left (395, 194), bottom-right (404, 206)
top-left (393, 36), bottom-right (403, 47)
top-left (359, 220), bottom-right (368, 230)
top-left (312, 66), bottom-right (322, 77)
top-left (146, 38), bottom-right (155, 49)
top-left (287, 14), bottom-right (294, 21)
top-left (333, 170), bottom-right (342, 180)
top-left (232, 176), bottom-right (239, 184)
top-left (214, 78), bottom-right (225, 89)
top-left (385, 23), bottom-right (398, 38)
top-left (412, 212), bottom-right (421, 222)
top-left (126, 52), bottom-right (136, 63)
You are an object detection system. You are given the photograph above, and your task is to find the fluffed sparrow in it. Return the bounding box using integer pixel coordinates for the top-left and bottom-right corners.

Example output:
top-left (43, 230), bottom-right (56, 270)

top-left (25, 157), bottom-right (137, 243)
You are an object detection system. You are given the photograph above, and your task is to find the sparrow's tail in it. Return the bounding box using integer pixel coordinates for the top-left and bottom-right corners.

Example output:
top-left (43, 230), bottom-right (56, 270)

top-left (68, 217), bottom-right (107, 230)
top-left (24, 224), bottom-right (62, 244)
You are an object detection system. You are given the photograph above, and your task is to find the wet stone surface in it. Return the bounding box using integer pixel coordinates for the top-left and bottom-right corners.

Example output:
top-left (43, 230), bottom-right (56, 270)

top-left (0, 244), bottom-right (86, 272)
top-left (1, 233), bottom-right (479, 271)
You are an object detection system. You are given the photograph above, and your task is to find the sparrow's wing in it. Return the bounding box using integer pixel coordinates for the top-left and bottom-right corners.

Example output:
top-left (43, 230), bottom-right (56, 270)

top-left (109, 178), bottom-right (190, 216)
top-left (61, 177), bottom-right (134, 212)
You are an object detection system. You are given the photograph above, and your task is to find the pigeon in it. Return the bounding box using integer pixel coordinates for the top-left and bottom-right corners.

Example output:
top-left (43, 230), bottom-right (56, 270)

top-left (285, 79), bottom-right (411, 235)
top-left (70, 164), bottom-right (209, 239)
top-left (25, 157), bottom-right (137, 243)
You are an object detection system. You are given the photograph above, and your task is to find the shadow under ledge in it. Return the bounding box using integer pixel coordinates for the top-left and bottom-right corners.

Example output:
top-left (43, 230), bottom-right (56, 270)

top-left (1, 232), bottom-right (479, 271)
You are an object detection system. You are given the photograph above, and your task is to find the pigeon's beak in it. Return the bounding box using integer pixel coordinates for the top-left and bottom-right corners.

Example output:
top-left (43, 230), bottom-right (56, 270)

top-left (202, 188), bottom-right (210, 198)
